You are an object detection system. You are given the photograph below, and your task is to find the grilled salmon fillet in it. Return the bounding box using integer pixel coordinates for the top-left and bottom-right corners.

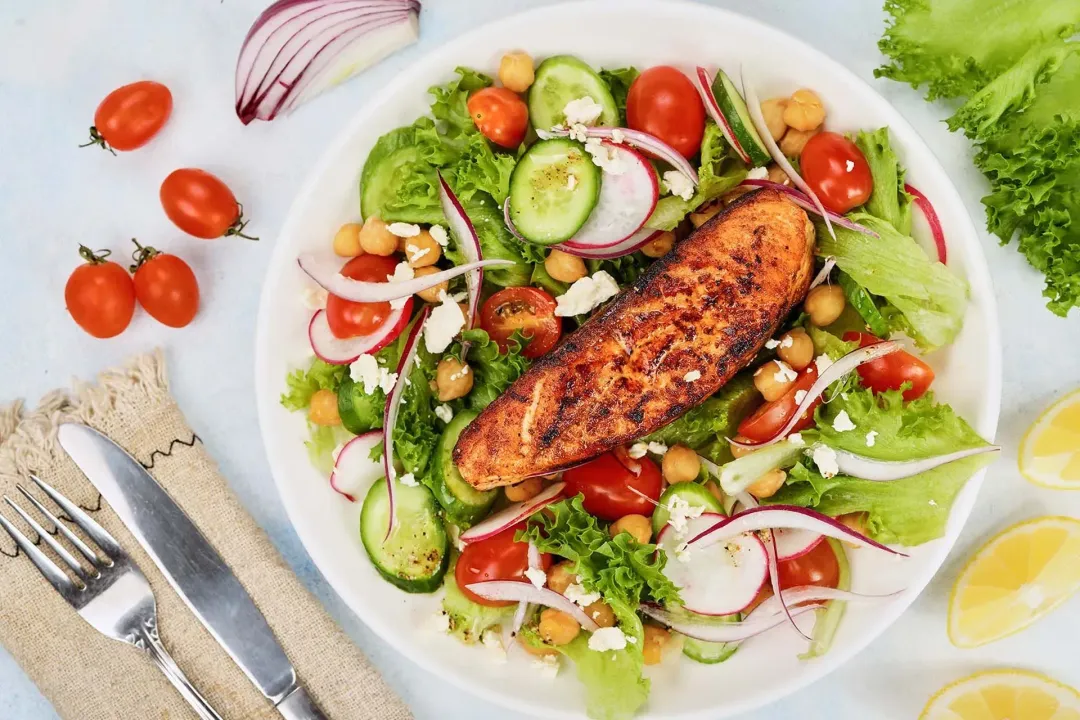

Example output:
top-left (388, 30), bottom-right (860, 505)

top-left (454, 188), bottom-right (815, 489)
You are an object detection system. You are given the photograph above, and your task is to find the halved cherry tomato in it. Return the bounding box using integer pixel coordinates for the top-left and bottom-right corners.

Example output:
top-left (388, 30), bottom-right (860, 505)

top-left (737, 364), bottom-right (821, 443)
top-left (82, 81), bottom-right (172, 154)
top-left (326, 255), bottom-right (399, 338)
top-left (129, 240), bottom-right (199, 328)
top-left (467, 87), bottom-right (528, 149)
top-left (563, 451), bottom-right (663, 521)
top-left (744, 538), bottom-right (841, 613)
top-left (64, 246), bottom-right (136, 339)
top-left (843, 331), bottom-right (934, 400)
top-left (455, 523), bottom-right (552, 607)
top-left (480, 287), bottom-right (562, 359)
top-left (800, 131), bottom-right (874, 215)
top-left (160, 168), bottom-right (257, 240)
top-left (626, 66), bottom-right (705, 159)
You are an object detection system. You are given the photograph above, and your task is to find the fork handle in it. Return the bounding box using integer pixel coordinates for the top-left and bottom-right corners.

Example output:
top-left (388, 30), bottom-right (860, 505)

top-left (138, 622), bottom-right (224, 720)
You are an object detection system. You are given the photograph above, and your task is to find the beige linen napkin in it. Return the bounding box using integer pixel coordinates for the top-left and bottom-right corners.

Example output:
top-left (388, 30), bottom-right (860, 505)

top-left (0, 351), bottom-right (411, 720)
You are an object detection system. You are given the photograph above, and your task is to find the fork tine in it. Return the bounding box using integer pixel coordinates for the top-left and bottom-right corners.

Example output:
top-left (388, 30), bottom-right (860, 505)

top-left (15, 485), bottom-right (100, 567)
top-left (0, 509), bottom-right (79, 596)
top-left (3, 496), bottom-right (88, 580)
top-left (29, 475), bottom-right (124, 560)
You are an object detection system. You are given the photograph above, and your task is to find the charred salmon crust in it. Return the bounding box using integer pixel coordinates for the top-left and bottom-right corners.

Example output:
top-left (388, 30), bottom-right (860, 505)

top-left (453, 188), bottom-right (815, 490)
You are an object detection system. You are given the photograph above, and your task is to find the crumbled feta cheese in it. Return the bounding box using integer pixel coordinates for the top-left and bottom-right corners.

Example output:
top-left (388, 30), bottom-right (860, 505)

top-left (610, 128), bottom-right (625, 144)
top-left (780, 334), bottom-right (794, 348)
top-left (588, 626), bottom-right (628, 652)
top-left (451, 291), bottom-right (468, 303)
top-left (788, 432), bottom-right (805, 446)
top-left (429, 225), bottom-right (449, 247)
top-left (567, 173), bottom-right (578, 191)
top-left (563, 96), bottom-right (604, 126)
top-left (773, 361), bottom-right (798, 383)
top-left (627, 443), bottom-right (648, 459)
top-left (554, 271), bottom-right (619, 317)
top-left (564, 583), bottom-right (601, 608)
top-left (747, 166), bottom-right (769, 180)
top-left (666, 495), bottom-right (705, 536)
top-left (387, 262), bottom-right (416, 310)
top-left (812, 445), bottom-right (840, 479)
top-left (524, 566), bottom-right (547, 589)
top-left (435, 404), bottom-right (454, 423)
top-left (481, 630), bottom-right (507, 663)
top-left (532, 654), bottom-right (560, 678)
top-left (845, 159), bottom-right (855, 172)
top-left (647, 441), bottom-right (669, 456)
top-left (865, 430), bottom-right (878, 447)
top-left (584, 138), bottom-right (631, 175)
top-left (683, 370), bottom-right (702, 382)
top-left (446, 524), bottom-right (465, 551)
top-left (406, 243), bottom-right (431, 263)
top-left (449, 365), bottom-right (470, 382)
top-left (674, 541), bottom-right (692, 563)
top-left (662, 170), bottom-right (695, 201)
top-left (399, 473), bottom-right (418, 487)
top-left (424, 292), bottom-right (466, 353)
top-left (794, 390), bottom-right (808, 405)
top-left (301, 285), bottom-right (328, 310)
top-left (427, 610), bottom-right (451, 634)
top-left (331, 443), bottom-right (345, 464)
top-left (814, 354), bottom-right (834, 374)
top-left (568, 123), bottom-right (589, 142)
top-left (350, 354), bottom-right (398, 394)
top-left (765, 338), bottom-right (781, 350)
top-left (832, 410), bottom-right (856, 432)
top-left (387, 222), bottom-right (421, 238)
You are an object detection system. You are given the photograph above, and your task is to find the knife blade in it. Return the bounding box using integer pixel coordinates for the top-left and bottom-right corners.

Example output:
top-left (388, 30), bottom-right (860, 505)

top-left (58, 423), bottom-right (327, 719)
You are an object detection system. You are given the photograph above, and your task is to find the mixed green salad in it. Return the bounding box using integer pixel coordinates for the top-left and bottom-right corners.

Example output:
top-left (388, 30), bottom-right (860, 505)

top-left (283, 51), bottom-right (997, 719)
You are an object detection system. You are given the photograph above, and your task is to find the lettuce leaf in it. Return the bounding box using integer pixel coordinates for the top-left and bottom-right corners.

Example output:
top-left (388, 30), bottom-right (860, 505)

top-left (429, 67), bottom-right (494, 142)
top-left (360, 117), bottom-right (451, 224)
top-left (280, 359), bottom-right (348, 411)
top-left (585, 253), bottom-right (651, 287)
top-left (599, 67), bottom-right (639, 124)
top-left (444, 197), bottom-right (536, 286)
top-left (453, 328), bottom-right (531, 410)
top-left (855, 127), bottom-right (912, 235)
top-left (442, 555), bottom-right (514, 643)
top-left (305, 423), bottom-right (354, 476)
top-left (393, 345), bottom-right (441, 482)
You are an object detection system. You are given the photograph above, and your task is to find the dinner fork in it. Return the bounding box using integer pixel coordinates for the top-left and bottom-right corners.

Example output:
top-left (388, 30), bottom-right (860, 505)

top-left (0, 475), bottom-right (223, 720)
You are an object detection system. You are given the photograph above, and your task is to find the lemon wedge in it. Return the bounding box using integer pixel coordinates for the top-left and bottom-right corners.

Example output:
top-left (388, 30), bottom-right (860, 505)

top-left (1020, 389), bottom-right (1080, 489)
top-left (920, 669), bottom-right (1080, 720)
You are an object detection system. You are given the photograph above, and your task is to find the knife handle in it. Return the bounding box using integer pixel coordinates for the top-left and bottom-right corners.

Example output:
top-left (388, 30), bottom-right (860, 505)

top-left (277, 686), bottom-right (329, 720)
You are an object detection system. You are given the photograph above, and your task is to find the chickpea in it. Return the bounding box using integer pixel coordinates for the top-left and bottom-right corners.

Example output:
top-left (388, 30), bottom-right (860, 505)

top-left (747, 468), bottom-right (787, 499)
top-left (404, 230), bottom-right (441, 268)
top-left (766, 164), bottom-right (791, 186)
top-left (545, 249), bottom-right (587, 283)
top-left (358, 216), bottom-right (398, 255)
top-left (610, 514), bottom-right (652, 544)
top-left (760, 98), bottom-right (789, 141)
top-left (783, 89), bottom-right (826, 132)
top-left (729, 436), bottom-right (755, 459)
top-left (308, 389), bottom-right (341, 426)
top-left (505, 477), bottom-right (542, 503)
top-left (754, 360), bottom-right (796, 402)
top-left (641, 230), bottom-right (675, 258)
top-left (662, 444), bottom-right (700, 484)
top-left (805, 284), bottom-right (846, 327)
top-left (689, 202), bottom-right (723, 228)
top-left (333, 222), bottom-right (364, 257)
top-left (776, 328), bottom-right (814, 370)
top-left (584, 600), bottom-right (616, 628)
top-left (539, 608), bottom-right (581, 646)
top-left (519, 637), bottom-right (558, 658)
top-left (547, 561), bottom-right (577, 594)
top-left (642, 625), bottom-right (670, 666)
top-left (498, 51), bottom-right (535, 93)
top-left (779, 127), bottom-right (820, 158)
top-left (411, 266), bottom-right (449, 303)
top-left (436, 357), bottom-right (473, 401)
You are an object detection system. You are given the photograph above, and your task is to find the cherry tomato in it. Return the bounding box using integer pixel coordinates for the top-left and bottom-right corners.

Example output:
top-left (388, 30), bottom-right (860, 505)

top-left (129, 240), bottom-right (199, 328)
top-left (563, 451), bottom-right (663, 521)
top-left (738, 364), bottom-right (821, 443)
top-left (843, 331), bottom-right (935, 400)
top-left (455, 523), bottom-right (552, 607)
top-left (160, 168), bottom-right (257, 240)
top-left (800, 132), bottom-right (874, 214)
top-left (626, 66), bottom-right (705, 159)
top-left (326, 255), bottom-right (400, 338)
top-left (744, 539), bottom-right (841, 613)
top-left (480, 287), bottom-right (562, 359)
top-left (467, 87), bottom-right (528, 149)
top-left (64, 246), bottom-right (136, 339)
top-left (82, 81), bottom-right (172, 154)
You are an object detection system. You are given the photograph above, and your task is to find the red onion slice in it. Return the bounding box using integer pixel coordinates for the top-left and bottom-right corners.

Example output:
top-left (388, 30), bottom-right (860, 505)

top-left (511, 541), bottom-right (543, 636)
top-left (833, 445), bottom-right (1000, 482)
top-left (693, 67), bottom-right (753, 165)
top-left (329, 430), bottom-right (383, 502)
top-left (906, 183), bottom-right (947, 264)
top-left (767, 533), bottom-right (810, 640)
top-left (808, 257), bottom-right (837, 290)
top-left (465, 581), bottom-right (601, 632)
top-left (752, 585), bottom-right (903, 618)
top-left (741, 179), bottom-right (879, 237)
top-left (298, 253), bottom-right (512, 302)
top-left (307, 300), bottom-right (412, 365)
top-left (640, 602), bottom-right (820, 644)
top-left (437, 173), bottom-right (482, 329)
top-left (459, 482), bottom-right (566, 544)
top-left (381, 306), bottom-right (429, 541)
top-left (537, 126), bottom-right (698, 186)
top-left (557, 228), bottom-right (661, 259)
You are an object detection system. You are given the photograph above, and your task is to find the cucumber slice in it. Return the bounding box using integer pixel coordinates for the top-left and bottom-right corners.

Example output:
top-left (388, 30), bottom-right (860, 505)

top-left (508, 138), bottom-right (601, 245)
top-left (360, 478), bottom-right (448, 593)
top-left (529, 55), bottom-right (619, 131)
top-left (837, 270), bottom-right (890, 337)
top-left (337, 376), bottom-right (384, 435)
top-left (652, 482), bottom-right (724, 537)
top-left (682, 629), bottom-right (739, 664)
top-left (711, 70), bottom-right (771, 167)
top-left (432, 410), bottom-right (497, 525)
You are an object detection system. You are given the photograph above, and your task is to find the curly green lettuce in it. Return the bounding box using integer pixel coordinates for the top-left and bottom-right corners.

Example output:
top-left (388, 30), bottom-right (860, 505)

top-left (644, 372), bottom-right (760, 464)
top-left (599, 67), bottom-right (639, 124)
top-left (855, 127), bottom-right (912, 235)
top-left (454, 328), bottom-right (531, 410)
top-left (280, 359), bottom-right (348, 411)
top-left (444, 197), bottom-right (536, 287)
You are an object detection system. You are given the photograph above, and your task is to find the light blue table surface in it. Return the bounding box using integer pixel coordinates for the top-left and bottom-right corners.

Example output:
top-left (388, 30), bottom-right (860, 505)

top-left (2, 1), bottom-right (1079, 718)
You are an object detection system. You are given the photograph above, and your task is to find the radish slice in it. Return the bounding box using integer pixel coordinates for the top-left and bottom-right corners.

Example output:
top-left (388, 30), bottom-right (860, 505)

top-left (537, 127), bottom-right (698, 186)
top-left (693, 67), bottom-right (753, 164)
top-left (656, 514), bottom-right (768, 616)
top-left (906, 183), bottom-right (947, 264)
top-left (563, 142), bottom-right (658, 250)
top-left (298, 253), bottom-right (513, 302)
top-left (833, 445), bottom-right (1000, 482)
top-left (809, 257), bottom-right (837, 290)
top-left (774, 528), bottom-right (824, 561)
top-left (741, 69), bottom-right (834, 240)
top-left (459, 482), bottom-right (566, 544)
top-left (437, 173), bottom-right (482, 328)
top-left (329, 430), bottom-right (383, 502)
top-left (687, 505), bottom-right (907, 556)
top-left (381, 306), bottom-right (429, 541)
top-left (741, 179), bottom-right (879, 237)
top-left (307, 301), bottom-right (412, 365)
top-left (766, 533), bottom-right (810, 639)
top-left (556, 228), bottom-right (661, 259)
top-left (467, 581), bottom-right (601, 631)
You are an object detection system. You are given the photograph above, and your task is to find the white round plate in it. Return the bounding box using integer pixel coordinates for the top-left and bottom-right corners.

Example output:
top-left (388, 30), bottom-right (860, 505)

top-left (254, 2), bottom-right (1002, 717)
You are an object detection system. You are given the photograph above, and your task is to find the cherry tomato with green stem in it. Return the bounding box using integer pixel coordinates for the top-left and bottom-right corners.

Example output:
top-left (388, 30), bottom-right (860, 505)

top-left (64, 246), bottom-right (136, 338)
top-left (129, 240), bottom-right (199, 328)
top-left (160, 168), bottom-right (257, 240)
top-left (81, 81), bottom-right (172, 154)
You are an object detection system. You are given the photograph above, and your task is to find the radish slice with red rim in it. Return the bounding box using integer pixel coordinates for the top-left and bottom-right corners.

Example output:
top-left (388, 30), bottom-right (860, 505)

top-left (832, 445), bottom-right (1000, 482)
top-left (465, 581), bottom-right (601, 632)
top-left (437, 173), bottom-right (482, 328)
top-left (536, 126), bottom-right (698, 186)
top-left (557, 228), bottom-right (661, 259)
top-left (298, 253), bottom-right (513, 302)
top-left (329, 430), bottom-right (383, 502)
top-left (563, 142), bottom-right (658, 250)
top-left (906, 183), bottom-right (947, 264)
top-left (381, 306), bottom-right (429, 541)
top-left (459, 482), bottom-right (566, 544)
top-left (773, 528), bottom-right (824, 561)
top-left (307, 300), bottom-right (412, 365)
top-left (656, 514), bottom-right (768, 616)
top-left (740, 179), bottom-right (879, 237)
top-left (693, 67), bottom-right (753, 165)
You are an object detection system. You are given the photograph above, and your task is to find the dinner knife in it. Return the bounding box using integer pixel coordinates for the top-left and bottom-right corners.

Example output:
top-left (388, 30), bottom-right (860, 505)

top-left (57, 423), bottom-right (328, 720)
